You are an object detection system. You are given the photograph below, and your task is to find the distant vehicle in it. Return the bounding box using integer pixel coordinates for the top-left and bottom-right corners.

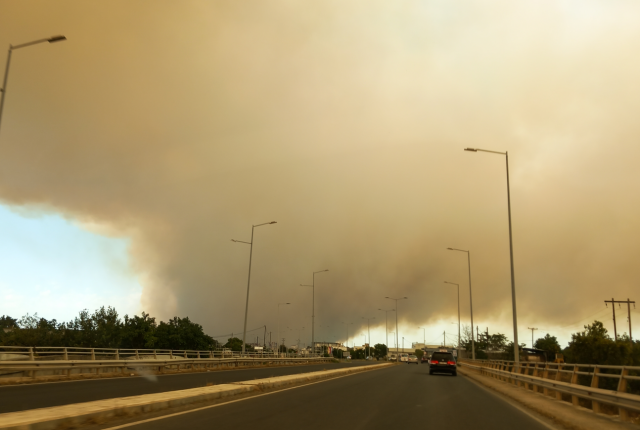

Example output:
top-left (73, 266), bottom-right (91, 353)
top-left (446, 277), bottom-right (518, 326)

top-left (407, 354), bottom-right (419, 364)
top-left (366, 356), bottom-right (373, 360)
top-left (400, 353), bottom-right (409, 362)
top-left (388, 354), bottom-right (397, 361)
top-left (429, 351), bottom-right (457, 376)
top-left (420, 354), bottom-right (429, 363)
top-left (345, 355), bottom-right (352, 360)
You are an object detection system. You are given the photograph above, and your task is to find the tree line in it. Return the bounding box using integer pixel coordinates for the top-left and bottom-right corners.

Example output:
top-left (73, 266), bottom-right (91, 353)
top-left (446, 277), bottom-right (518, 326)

top-left (0, 307), bottom-right (221, 351)
top-left (459, 320), bottom-right (640, 366)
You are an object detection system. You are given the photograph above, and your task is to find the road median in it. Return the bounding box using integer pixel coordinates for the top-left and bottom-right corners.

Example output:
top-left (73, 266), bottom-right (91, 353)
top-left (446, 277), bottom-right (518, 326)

top-left (0, 362), bottom-right (393, 430)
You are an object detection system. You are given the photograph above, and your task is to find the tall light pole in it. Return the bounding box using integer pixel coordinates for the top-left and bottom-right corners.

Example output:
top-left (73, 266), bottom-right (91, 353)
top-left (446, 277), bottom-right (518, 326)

top-left (232, 221), bottom-right (277, 355)
top-left (418, 327), bottom-right (425, 345)
top-left (0, 35), bottom-right (67, 136)
top-left (301, 269), bottom-right (328, 356)
top-left (385, 296), bottom-right (408, 358)
top-left (342, 322), bottom-right (353, 349)
top-left (362, 317), bottom-right (375, 358)
top-left (277, 302), bottom-right (290, 355)
top-left (464, 147), bottom-right (519, 363)
top-left (447, 248), bottom-right (475, 360)
top-left (378, 308), bottom-right (395, 355)
top-left (444, 281), bottom-right (461, 358)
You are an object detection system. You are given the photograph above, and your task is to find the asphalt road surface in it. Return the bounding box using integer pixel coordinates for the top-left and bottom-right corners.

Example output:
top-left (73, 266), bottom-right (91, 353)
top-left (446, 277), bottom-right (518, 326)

top-left (111, 363), bottom-right (553, 430)
top-left (0, 361), bottom-right (378, 413)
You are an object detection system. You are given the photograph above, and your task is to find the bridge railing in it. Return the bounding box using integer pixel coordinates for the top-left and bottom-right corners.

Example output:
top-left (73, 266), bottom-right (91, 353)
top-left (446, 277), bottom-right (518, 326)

top-left (459, 359), bottom-right (640, 422)
top-left (0, 345), bottom-right (320, 361)
top-left (0, 355), bottom-right (334, 382)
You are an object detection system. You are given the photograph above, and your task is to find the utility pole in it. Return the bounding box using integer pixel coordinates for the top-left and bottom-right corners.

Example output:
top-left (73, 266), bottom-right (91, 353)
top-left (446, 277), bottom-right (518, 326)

top-left (443, 331), bottom-right (445, 347)
top-left (528, 327), bottom-right (538, 348)
top-left (605, 298), bottom-right (635, 343)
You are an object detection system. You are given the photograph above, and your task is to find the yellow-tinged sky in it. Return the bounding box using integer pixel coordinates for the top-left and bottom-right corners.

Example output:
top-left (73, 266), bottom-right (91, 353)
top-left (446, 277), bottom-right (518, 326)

top-left (1, 0), bottom-right (640, 347)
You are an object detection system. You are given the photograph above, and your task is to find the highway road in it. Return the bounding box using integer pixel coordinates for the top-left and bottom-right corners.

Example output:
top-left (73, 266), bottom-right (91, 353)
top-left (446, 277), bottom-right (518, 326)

top-left (0, 361), bottom-right (377, 414)
top-left (107, 363), bottom-right (553, 430)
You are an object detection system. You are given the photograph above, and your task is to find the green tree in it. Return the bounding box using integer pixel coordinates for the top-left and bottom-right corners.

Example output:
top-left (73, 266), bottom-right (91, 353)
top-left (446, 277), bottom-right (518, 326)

top-left (91, 306), bottom-right (122, 348)
top-left (414, 349), bottom-right (424, 360)
top-left (373, 343), bottom-right (388, 359)
top-left (534, 333), bottom-right (561, 354)
top-left (563, 320), bottom-right (631, 365)
top-left (223, 337), bottom-right (249, 352)
top-left (156, 316), bottom-right (217, 350)
top-left (121, 312), bottom-right (158, 349)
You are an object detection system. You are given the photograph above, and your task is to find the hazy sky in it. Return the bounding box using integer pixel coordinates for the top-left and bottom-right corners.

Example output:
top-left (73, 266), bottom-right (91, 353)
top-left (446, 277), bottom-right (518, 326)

top-left (1, 0), bottom-right (639, 348)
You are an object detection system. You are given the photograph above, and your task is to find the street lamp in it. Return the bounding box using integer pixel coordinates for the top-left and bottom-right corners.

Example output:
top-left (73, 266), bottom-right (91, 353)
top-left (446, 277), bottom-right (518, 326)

top-left (300, 269), bottom-right (328, 356)
top-left (447, 248), bottom-right (475, 360)
top-left (444, 281), bottom-right (461, 359)
top-left (277, 302), bottom-right (290, 356)
top-left (362, 317), bottom-right (375, 358)
top-left (342, 322), bottom-right (353, 349)
top-left (418, 327), bottom-right (426, 345)
top-left (232, 221), bottom-right (277, 354)
top-left (464, 147), bottom-right (519, 363)
top-left (385, 296), bottom-right (408, 358)
top-left (0, 35), bottom-right (67, 136)
top-left (378, 308), bottom-right (395, 355)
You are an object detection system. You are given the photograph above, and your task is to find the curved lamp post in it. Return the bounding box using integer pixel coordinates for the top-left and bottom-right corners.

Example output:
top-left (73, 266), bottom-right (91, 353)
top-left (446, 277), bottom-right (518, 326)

top-left (464, 147), bottom-right (519, 363)
top-left (385, 296), bottom-right (408, 357)
top-left (0, 35), bottom-right (67, 136)
top-left (300, 269), bottom-right (328, 356)
top-left (232, 221), bottom-right (277, 354)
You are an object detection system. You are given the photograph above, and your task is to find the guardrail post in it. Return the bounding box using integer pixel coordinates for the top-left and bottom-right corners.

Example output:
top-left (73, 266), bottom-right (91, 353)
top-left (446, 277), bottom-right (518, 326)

top-left (115, 349), bottom-right (119, 360)
top-left (590, 367), bottom-right (601, 413)
top-left (169, 350), bottom-right (173, 359)
top-left (197, 351), bottom-right (200, 359)
top-left (63, 347), bottom-right (68, 361)
top-left (154, 349), bottom-right (157, 359)
top-left (618, 368), bottom-right (629, 421)
top-left (555, 364), bottom-right (563, 400)
top-left (571, 365), bottom-right (580, 406)
top-left (542, 364), bottom-right (549, 396)
top-left (29, 347), bottom-right (34, 361)
top-left (135, 349), bottom-right (139, 360)
top-left (184, 351), bottom-right (187, 359)
top-left (91, 349), bottom-right (95, 360)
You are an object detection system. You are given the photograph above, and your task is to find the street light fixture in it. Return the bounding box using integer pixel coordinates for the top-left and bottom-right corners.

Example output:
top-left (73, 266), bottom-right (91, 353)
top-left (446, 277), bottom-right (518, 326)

top-left (232, 221), bottom-right (277, 354)
top-left (300, 269), bottom-right (328, 356)
top-left (277, 302), bottom-right (290, 355)
top-left (447, 248), bottom-right (475, 360)
top-left (464, 147), bottom-right (519, 363)
top-left (362, 317), bottom-right (375, 358)
top-left (444, 281), bottom-right (461, 358)
top-left (0, 35), bottom-right (67, 135)
top-left (418, 327), bottom-right (426, 345)
top-left (385, 296), bottom-right (408, 357)
top-left (342, 321), bottom-right (353, 349)
top-left (378, 308), bottom-right (395, 355)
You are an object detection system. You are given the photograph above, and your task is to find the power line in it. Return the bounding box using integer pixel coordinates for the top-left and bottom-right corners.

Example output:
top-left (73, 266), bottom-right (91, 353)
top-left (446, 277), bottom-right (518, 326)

top-left (211, 325), bottom-right (266, 339)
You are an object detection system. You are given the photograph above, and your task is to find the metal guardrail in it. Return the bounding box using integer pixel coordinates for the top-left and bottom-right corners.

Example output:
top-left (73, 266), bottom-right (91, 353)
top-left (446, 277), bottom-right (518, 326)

top-left (0, 356), bottom-right (334, 381)
top-left (459, 359), bottom-right (640, 422)
top-left (0, 345), bottom-right (319, 361)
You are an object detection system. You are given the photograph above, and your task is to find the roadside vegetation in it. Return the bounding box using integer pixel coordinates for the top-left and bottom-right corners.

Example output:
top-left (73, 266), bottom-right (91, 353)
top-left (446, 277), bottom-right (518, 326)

top-left (0, 308), bottom-right (222, 351)
top-left (458, 320), bottom-right (640, 366)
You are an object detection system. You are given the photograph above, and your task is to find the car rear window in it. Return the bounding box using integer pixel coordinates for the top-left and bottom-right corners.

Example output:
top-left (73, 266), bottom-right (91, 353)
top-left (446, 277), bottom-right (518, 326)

top-left (431, 352), bottom-right (454, 361)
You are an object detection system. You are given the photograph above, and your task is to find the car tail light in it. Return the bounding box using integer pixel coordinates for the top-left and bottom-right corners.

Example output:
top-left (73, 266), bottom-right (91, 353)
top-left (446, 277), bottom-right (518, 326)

top-left (447, 361), bottom-right (456, 365)
top-left (430, 360), bottom-right (438, 364)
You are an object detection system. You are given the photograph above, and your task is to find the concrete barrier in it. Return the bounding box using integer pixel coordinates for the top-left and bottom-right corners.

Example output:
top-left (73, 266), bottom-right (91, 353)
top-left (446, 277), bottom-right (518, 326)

top-left (0, 363), bottom-right (393, 429)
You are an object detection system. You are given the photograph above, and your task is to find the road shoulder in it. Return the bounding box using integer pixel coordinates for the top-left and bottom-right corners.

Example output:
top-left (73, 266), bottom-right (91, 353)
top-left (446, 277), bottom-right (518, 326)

top-left (458, 366), bottom-right (637, 430)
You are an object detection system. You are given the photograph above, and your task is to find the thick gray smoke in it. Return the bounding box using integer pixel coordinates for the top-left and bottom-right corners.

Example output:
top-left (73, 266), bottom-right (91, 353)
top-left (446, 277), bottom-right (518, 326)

top-left (1, 1), bottom-right (639, 347)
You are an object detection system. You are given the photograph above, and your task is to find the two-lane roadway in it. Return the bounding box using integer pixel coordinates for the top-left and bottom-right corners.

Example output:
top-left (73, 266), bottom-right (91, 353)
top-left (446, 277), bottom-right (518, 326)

top-left (104, 363), bottom-right (554, 430)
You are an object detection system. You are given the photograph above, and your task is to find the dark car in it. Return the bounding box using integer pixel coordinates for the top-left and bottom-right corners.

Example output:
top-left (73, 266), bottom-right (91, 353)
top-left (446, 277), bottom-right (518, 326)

top-left (428, 351), bottom-right (457, 376)
top-left (421, 354), bottom-right (430, 363)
